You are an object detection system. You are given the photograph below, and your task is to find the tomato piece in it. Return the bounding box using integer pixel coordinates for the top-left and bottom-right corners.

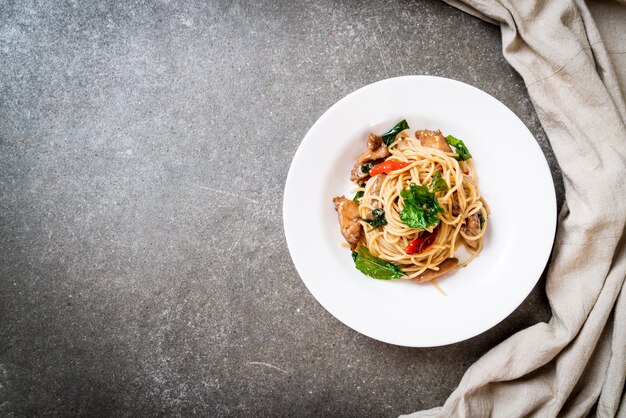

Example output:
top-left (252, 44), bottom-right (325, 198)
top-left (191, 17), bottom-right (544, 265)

top-left (369, 160), bottom-right (410, 176)
top-left (405, 226), bottom-right (439, 255)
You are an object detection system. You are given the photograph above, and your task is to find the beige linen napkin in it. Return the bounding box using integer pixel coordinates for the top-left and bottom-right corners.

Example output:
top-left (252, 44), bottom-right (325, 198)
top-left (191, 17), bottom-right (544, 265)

top-left (403, 1), bottom-right (626, 417)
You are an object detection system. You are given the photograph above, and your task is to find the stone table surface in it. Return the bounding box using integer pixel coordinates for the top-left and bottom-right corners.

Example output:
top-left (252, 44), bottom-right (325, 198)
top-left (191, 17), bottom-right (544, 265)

top-left (0, 1), bottom-right (564, 416)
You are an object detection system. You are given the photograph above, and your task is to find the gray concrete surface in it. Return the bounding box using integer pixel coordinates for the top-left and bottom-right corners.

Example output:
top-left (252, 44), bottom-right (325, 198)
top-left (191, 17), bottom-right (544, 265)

top-left (0, 0), bottom-right (564, 416)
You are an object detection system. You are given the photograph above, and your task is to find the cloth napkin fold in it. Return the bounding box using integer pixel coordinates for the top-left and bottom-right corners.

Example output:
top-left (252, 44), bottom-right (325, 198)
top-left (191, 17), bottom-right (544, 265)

top-left (404, 0), bottom-right (626, 416)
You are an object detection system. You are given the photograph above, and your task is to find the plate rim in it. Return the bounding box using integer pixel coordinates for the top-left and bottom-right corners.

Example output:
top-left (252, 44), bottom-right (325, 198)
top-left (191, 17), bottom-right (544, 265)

top-left (283, 75), bottom-right (557, 347)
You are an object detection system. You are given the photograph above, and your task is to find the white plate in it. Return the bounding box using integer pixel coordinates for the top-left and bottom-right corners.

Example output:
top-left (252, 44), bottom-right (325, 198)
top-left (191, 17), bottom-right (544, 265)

top-left (283, 76), bottom-right (556, 347)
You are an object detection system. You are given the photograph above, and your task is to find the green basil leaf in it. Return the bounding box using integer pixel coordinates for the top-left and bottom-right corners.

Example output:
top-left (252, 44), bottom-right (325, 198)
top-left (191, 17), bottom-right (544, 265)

top-left (362, 208), bottom-right (387, 231)
top-left (430, 170), bottom-right (449, 193)
top-left (445, 135), bottom-right (472, 161)
top-left (400, 183), bottom-right (445, 230)
top-left (381, 119), bottom-right (410, 146)
top-left (354, 246), bottom-right (404, 280)
top-left (353, 190), bottom-right (364, 202)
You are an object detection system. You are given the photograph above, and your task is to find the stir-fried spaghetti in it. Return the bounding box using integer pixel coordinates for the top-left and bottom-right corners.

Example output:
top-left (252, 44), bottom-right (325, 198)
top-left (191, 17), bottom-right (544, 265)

top-left (333, 120), bottom-right (489, 284)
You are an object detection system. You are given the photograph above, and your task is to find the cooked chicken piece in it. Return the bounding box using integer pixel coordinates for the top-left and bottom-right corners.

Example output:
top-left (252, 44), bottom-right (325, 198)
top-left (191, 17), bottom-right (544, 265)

top-left (350, 164), bottom-right (370, 183)
top-left (333, 196), bottom-right (363, 249)
top-left (416, 129), bottom-right (452, 152)
top-left (367, 133), bottom-right (383, 150)
top-left (350, 134), bottom-right (390, 183)
top-left (410, 258), bottom-right (458, 284)
top-left (364, 174), bottom-right (386, 219)
top-left (463, 213), bottom-right (482, 250)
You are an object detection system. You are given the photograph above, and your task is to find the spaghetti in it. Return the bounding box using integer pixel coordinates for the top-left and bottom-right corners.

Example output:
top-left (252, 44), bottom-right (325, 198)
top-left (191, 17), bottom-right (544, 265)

top-left (333, 121), bottom-right (489, 284)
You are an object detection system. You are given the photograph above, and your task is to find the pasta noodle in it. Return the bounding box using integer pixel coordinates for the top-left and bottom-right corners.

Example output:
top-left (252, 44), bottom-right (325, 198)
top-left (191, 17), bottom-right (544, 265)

top-left (359, 132), bottom-right (489, 279)
top-left (333, 122), bottom-right (490, 284)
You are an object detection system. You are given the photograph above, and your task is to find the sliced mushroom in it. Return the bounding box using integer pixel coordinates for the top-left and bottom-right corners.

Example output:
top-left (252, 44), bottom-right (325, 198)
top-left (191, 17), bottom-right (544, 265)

top-left (416, 129), bottom-right (452, 152)
top-left (463, 213), bottom-right (482, 250)
top-left (333, 196), bottom-right (363, 249)
top-left (410, 258), bottom-right (458, 284)
top-left (367, 133), bottom-right (383, 150)
top-left (350, 134), bottom-right (390, 183)
top-left (364, 174), bottom-right (386, 219)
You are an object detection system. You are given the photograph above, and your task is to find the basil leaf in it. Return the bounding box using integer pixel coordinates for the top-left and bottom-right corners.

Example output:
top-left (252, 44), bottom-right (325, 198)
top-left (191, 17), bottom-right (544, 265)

top-left (351, 251), bottom-right (358, 262)
top-left (445, 135), bottom-right (472, 161)
top-left (353, 190), bottom-right (364, 202)
top-left (354, 246), bottom-right (404, 280)
top-left (381, 119), bottom-right (409, 146)
top-left (362, 208), bottom-right (387, 231)
top-left (400, 183), bottom-right (445, 230)
top-left (430, 170), bottom-right (449, 193)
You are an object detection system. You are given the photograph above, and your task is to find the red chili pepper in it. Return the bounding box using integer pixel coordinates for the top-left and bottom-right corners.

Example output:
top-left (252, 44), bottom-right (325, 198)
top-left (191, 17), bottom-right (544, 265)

top-left (405, 226), bottom-right (439, 255)
top-left (464, 170), bottom-right (469, 175)
top-left (369, 160), bottom-right (410, 176)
